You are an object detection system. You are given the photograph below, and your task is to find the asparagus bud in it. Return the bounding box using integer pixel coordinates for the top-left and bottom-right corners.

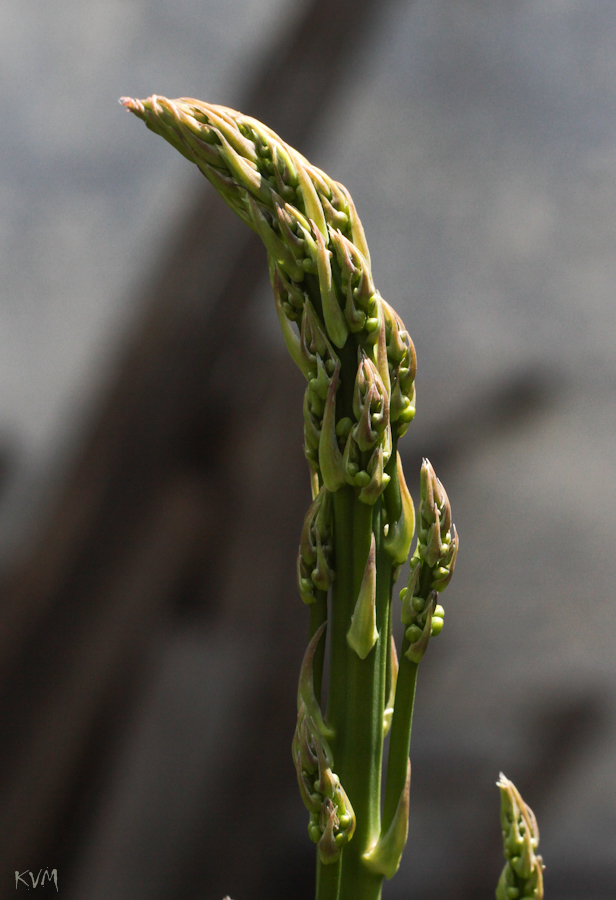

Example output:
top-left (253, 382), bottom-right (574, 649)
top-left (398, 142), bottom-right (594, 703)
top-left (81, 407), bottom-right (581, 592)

top-left (352, 352), bottom-right (390, 448)
top-left (293, 625), bottom-right (356, 863)
top-left (496, 774), bottom-right (544, 900)
top-left (313, 225), bottom-right (349, 349)
top-left (297, 487), bottom-right (334, 604)
top-left (272, 266), bottom-right (310, 377)
top-left (383, 453), bottom-right (416, 565)
top-left (318, 362), bottom-right (347, 492)
top-left (346, 534), bottom-right (379, 659)
top-left (301, 300), bottom-right (339, 381)
top-left (341, 352), bottom-right (392, 504)
top-left (329, 227), bottom-right (377, 333)
top-left (363, 759), bottom-right (411, 879)
top-left (298, 303), bottom-right (341, 482)
top-left (399, 459), bottom-right (458, 662)
top-left (382, 635), bottom-right (399, 736)
top-left (358, 444), bottom-right (390, 505)
top-left (247, 193), bottom-right (305, 281)
top-left (271, 260), bottom-right (305, 322)
top-left (381, 299), bottom-right (417, 438)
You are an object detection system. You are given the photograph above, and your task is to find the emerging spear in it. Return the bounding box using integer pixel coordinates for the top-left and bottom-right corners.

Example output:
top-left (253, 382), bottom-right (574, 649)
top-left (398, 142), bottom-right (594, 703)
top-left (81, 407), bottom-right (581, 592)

top-left (121, 93), bottom-right (458, 900)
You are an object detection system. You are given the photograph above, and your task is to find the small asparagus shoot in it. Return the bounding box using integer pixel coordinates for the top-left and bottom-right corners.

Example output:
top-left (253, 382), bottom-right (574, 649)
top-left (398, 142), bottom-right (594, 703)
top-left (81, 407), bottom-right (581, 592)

top-left (496, 774), bottom-right (545, 900)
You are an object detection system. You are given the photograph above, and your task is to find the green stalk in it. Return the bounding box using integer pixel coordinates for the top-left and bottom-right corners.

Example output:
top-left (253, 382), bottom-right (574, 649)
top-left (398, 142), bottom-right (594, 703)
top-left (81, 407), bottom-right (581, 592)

top-left (326, 492), bottom-right (388, 900)
top-left (382, 652), bottom-right (417, 832)
top-left (381, 559), bottom-right (429, 829)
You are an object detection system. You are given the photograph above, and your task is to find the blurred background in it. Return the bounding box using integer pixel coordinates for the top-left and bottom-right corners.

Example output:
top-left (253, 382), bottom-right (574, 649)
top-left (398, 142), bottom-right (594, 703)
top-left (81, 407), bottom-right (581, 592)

top-left (1, 0), bottom-right (615, 897)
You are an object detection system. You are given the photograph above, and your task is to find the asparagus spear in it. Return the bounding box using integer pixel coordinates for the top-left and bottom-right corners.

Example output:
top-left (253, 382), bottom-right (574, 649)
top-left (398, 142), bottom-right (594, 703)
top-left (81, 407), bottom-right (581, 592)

top-left (496, 775), bottom-right (545, 900)
top-left (122, 94), bottom-right (457, 900)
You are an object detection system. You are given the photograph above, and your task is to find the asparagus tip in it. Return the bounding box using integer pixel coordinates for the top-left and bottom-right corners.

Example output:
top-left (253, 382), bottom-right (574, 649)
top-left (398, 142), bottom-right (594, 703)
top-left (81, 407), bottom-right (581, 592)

top-left (119, 96), bottom-right (142, 114)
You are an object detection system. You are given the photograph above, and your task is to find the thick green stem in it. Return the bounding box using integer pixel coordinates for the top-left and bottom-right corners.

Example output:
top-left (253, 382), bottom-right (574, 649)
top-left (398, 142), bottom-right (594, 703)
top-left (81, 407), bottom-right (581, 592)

top-left (317, 327), bottom-right (397, 900)
top-left (325, 489), bottom-right (391, 900)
